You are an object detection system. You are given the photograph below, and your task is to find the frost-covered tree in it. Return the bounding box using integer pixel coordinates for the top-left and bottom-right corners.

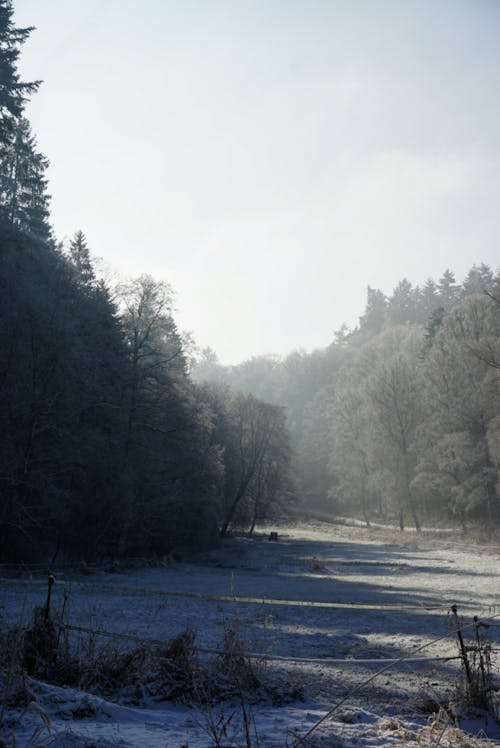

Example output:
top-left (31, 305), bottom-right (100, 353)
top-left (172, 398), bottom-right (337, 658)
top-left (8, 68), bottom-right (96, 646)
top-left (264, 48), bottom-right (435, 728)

top-left (388, 278), bottom-right (420, 325)
top-left (297, 385), bottom-right (337, 512)
top-left (327, 326), bottom-right (423, 530)
top-left (437, 269), bottom-right (460, 310)
top-left (415, 298), bottom-right (500, 527)
top-left (462, 264), bottom-right (494, 298)
top-left (370, 358), bottom-right (422, 531)
top-left (420, 278), bottom-right (440, 321)
top-left (330, 369), bottom-right (375, 525)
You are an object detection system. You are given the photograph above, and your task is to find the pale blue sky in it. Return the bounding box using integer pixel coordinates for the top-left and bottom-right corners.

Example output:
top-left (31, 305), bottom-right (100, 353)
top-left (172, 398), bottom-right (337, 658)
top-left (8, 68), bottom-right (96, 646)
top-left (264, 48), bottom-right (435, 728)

top-left (14, 0), bottom-right (500, 363)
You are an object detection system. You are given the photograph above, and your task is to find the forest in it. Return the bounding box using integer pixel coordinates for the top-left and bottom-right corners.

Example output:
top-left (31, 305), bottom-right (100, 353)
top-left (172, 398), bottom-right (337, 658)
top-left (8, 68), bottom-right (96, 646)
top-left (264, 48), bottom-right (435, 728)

top-left (194, 267), bottom-right (500, 533)
top-left (0, 2), bottom-right (293, 561)
top-left (1, 0), bottom-right (499, 564)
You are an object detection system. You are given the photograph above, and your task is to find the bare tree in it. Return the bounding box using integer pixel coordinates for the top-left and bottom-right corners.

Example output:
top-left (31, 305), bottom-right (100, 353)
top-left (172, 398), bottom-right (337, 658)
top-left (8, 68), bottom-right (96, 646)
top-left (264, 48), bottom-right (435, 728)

top-left (220, 394), bottom-right (292, 537)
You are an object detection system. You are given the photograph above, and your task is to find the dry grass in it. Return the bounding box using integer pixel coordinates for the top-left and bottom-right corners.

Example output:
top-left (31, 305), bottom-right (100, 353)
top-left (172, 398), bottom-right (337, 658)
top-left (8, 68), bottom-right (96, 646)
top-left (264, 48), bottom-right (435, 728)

top-left (413, 707), bottom-right (495, 747)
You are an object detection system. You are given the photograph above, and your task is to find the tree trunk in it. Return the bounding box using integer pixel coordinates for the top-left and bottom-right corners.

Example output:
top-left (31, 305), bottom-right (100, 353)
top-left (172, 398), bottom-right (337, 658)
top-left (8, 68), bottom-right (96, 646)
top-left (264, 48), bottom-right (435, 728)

top-left (403, 453), bottom-right (421, 532)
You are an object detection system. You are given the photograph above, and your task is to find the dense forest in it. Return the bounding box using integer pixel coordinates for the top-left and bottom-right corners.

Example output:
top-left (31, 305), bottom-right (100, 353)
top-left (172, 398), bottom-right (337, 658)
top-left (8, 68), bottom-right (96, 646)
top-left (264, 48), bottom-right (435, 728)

top-left (1, 1), bottom-right (499, 565)
top-left (0, 1), bottom-right (293, 561)
top-left (194, 267), bottom-right (500, 533)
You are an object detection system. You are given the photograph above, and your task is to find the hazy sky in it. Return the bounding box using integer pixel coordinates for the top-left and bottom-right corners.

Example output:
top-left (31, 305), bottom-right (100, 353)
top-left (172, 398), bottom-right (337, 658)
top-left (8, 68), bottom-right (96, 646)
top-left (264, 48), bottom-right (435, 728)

top-left (14, 0), bottom-right (500, 364)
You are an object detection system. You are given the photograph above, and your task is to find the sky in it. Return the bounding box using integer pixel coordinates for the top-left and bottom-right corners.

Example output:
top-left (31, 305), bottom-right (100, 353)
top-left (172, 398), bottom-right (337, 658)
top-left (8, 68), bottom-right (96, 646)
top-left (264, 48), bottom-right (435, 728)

top-left (13, 0), bottom-right (500, 364)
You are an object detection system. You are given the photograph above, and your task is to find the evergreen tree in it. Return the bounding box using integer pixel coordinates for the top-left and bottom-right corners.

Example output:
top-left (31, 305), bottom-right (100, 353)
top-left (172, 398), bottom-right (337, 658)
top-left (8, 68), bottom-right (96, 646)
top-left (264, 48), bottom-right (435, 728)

top-left (359, 286), bottom-right (387, 334)
top-left (462, 263), bottom-right (494, 298)
top-left (67, 230), bottom-right (96, 288)
top-left (0, 0), bottom-right (40, 152)
top-left (422, 306), bottom-right (445, 356)
top-left (388, 278), bottom-right (419, 325)
top-left (437, 269), bottom-right (460, 310)
top-left (420, 278), bottom-right (440, 321)
top-left (0, 117), bottom-right (52, 241)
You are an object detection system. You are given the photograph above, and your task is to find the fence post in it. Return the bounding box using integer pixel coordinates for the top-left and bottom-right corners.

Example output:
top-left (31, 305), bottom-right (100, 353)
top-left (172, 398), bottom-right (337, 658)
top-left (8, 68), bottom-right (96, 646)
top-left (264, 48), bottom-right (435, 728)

top-left (473, 615), bottom-right (487, 690)
top-left (451, 604), bottom-right (472, 684)
top-left (44, 574), bottom-right (55, 622)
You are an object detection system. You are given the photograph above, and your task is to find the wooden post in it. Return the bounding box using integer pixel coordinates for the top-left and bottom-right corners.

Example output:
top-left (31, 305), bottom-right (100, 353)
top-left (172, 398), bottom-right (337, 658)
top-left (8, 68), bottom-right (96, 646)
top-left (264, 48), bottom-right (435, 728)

top-left (473, 615), bottom-right (487, 689)
top-left (451, 604), bottom-right (472, 685)
top-left (44, 574), bottom-right (55, 622)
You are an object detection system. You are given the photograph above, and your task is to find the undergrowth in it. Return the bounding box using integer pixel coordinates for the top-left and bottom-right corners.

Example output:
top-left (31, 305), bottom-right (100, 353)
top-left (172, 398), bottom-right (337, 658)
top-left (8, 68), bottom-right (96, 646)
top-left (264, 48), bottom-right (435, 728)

top-left (0, 607), bottom-right (303, 713)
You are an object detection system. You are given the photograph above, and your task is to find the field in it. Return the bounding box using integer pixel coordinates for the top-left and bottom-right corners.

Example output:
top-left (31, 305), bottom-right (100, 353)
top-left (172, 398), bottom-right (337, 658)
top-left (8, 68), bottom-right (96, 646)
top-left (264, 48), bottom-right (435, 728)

top-left (2, 522), bottom-right (500, 747)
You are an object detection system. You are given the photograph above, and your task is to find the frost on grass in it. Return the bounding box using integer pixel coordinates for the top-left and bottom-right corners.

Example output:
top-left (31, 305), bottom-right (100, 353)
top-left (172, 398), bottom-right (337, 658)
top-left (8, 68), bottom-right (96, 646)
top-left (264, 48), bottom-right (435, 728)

top-left (2, 523), bottom-right (500, 747)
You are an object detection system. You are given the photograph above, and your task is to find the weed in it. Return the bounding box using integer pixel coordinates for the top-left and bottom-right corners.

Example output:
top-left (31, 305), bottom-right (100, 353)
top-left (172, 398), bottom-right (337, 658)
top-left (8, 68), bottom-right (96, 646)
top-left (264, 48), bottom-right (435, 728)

top-left (415, 707), bottom-right (494, 747)
top-left (0, 625), bottom-right (29, 723)
top-left (218, 619), bottom-right (260, 692)
top-left (305, 557), bottom-right (327, 572)
top-left (22, 607), bottom-right (58, 679)
top-left (0, 701), bottom-right (52, 748)
top-left (451, 610), bottom-right (499, 719)
top-left (156, 627), bottom-right (199, 701)
top-left (197, 682), bottom-right (260, 748)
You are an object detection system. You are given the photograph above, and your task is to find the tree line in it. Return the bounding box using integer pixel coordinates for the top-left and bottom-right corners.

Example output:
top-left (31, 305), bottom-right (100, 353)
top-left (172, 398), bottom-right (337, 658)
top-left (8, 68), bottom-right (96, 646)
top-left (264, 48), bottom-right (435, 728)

top-left (194, 268), bottom-right (500, 533)
top-left (3, 0), bottom-right (498, 558)
top-left (0, 1), bottom-right (293, 562)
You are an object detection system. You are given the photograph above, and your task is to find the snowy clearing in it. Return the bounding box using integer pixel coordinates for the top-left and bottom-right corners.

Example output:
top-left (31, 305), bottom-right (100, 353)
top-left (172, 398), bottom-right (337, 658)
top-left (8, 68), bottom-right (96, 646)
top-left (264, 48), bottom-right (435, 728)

top-left (2, 522), bottom-right (500, 747)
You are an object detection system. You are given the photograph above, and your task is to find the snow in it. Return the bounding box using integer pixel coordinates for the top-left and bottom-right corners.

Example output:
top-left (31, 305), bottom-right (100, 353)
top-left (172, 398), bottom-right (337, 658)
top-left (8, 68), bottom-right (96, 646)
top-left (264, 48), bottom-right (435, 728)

top-left (2, 522), bottom-right (500, 746)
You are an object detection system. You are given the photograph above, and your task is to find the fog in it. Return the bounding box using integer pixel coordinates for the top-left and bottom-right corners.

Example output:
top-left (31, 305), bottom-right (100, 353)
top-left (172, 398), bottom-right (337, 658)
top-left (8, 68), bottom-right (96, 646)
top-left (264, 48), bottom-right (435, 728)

top-left (3, 5), bottom-right (500, 743)
top-left (14, 0), bottom-right (500, 363)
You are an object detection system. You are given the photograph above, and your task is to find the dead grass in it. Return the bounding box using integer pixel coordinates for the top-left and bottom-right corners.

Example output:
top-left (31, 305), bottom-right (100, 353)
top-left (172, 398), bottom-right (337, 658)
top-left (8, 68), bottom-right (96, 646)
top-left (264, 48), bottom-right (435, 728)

top-left (1, 603), bottom-right (303, 712)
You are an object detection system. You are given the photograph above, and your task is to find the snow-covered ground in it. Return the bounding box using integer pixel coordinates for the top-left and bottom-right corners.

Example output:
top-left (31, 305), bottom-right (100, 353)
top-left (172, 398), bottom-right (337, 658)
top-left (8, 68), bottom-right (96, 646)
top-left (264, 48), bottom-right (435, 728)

top-left (2, 522), bottom-right (500, 747)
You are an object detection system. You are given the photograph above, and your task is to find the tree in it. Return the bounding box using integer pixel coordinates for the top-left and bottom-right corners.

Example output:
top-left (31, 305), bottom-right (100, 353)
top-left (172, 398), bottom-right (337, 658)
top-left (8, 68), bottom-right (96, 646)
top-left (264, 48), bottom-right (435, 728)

top-left (359, 286), bottom-right (387, 334)
top-left (462, 264), bottom-right (494, 298)
top-left (330, 372), bottom-right (374, 525)
top-left (437, 269), bottom-right (460, 310)
top-left (388, 278), bottom-right (419, 325)
top-left (369, 352), bottom-right (422, 531)
top-left (417, 300), bottom-right (500, 528)
top-left (297, 385), bottom-right (337, 513)
top-left (115, 274), bottom-right (221, 555)
top-left (219, 394), bottom-right (292, 537)
top-left (452, 292), bottom-right (500, 371)
top-left (422, 306), bottom-right (445, 356)
top-left (0, 0), bottom-right (40, 152)
top-left (0, 117), bottom-right (52, 241)
top-left (0, 225), bottom-right (127, 560)
top-left (67, 230), bottom-right (96, 288)
top-left (328, 326), bottom-right (423, 530)
top-left (419, 278), bottom-right (440, 322)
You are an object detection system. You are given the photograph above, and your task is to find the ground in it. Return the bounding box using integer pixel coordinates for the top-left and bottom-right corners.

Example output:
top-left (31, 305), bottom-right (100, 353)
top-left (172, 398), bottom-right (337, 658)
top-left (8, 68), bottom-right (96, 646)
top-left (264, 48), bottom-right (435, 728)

top-left (1, 521), bottom-right (500, 746)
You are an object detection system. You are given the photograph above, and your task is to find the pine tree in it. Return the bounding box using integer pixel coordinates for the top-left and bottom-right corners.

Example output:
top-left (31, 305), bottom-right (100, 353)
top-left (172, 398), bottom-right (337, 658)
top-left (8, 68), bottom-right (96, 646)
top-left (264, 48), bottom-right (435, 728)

top-left (0, 117), bottom-right (52, 241)
top-left (422, 306), bottom-right (445, 356)
top-left (359, 286), bottom-right (387, 334)
top-left (462, 263), bottom-right (494, 297)
top-left (420, 278), bottom-right (440, 320)
top-left (0, 0), bottom-right (40, 153)
top-left (68, 230), bottom-right (96, 288)
top-left (388, 278), bottom-right (419, 325)
top-left (437, 269), bottom-right (460, 310)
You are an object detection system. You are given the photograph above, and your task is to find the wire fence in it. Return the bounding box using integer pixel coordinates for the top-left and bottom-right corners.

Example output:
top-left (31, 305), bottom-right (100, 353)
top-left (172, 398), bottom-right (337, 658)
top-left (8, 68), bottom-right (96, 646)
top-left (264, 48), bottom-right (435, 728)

top-left (3, 567), bottom-right (500, 747)
top-left (3, 572), bottom-right (496, 669)
top-left (0, 574), bottom-right (483, 613)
